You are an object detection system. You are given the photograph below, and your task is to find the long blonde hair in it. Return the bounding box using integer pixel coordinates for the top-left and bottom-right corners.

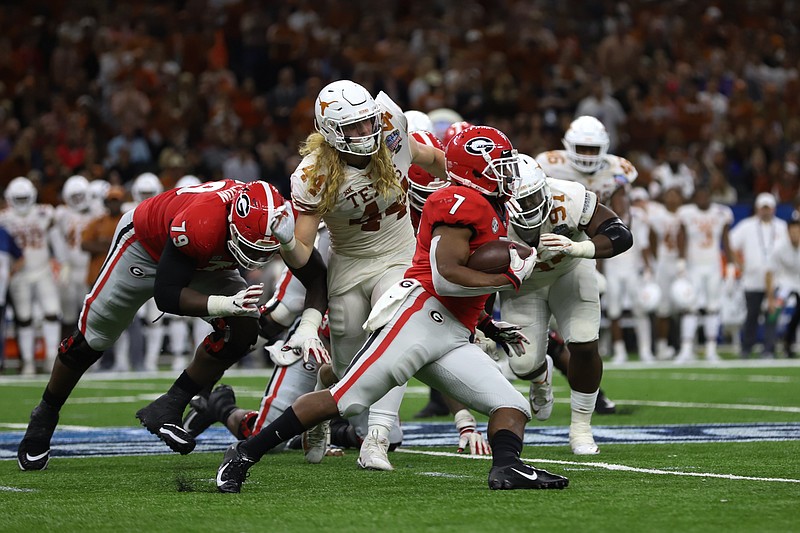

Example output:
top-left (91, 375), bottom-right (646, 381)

top-left (299, 132), bottom-right (402, 215)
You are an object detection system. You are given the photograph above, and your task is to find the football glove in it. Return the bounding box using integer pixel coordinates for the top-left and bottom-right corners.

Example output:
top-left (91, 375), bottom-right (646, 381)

top-left (270, 202), bottom-right (296, 250)
top-left (504, 246), bottom-right (537, 290)
top-left (539, 233), bottom-right (595, 258)
top-left (455, 409), bottom-right (491, 455)
top-left (282, 308), bottom-right (330, 364)
top-left (206, 284), bottom-right (263, 317)
top-left (473, 329), bottom-right (502, 361)
top-left (477, 316), bottom-right (529, 357)
top-left (266, 340), bottom-right (303, 366)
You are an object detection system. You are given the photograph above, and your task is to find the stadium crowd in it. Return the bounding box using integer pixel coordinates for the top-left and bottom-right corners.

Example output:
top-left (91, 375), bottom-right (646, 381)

top-left (0, 0), bottom-right (798, 377)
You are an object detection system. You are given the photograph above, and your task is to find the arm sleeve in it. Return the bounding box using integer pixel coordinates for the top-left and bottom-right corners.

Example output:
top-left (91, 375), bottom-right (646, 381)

top-left (154, 239), bottom-right (198, 314)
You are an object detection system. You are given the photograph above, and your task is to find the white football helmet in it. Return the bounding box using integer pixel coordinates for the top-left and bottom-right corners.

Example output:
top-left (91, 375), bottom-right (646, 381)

top-left (4, 176), bottom-right (37, 215)
top-left (670, 277), bottom-right (696, 312)
top-left (562, 116), bottom-right (609, 173)
top-left (508, 154), bottom-right (552, 231)
top-left (314, 80), bottom-right (382, 156)
top-left (176, 175), bottom-right (201, 189)
top-left (636, 279), bottom-right (662, 314)
top-left (132, 172), bottom-right (164, 203)
top-left (404, 110), bottom-right (435, 134)
top-left (88, 179), bottom-right (111, 210)
top-left (428, 107), bottom-right (464, 140)
top-left (62, 175), bottom-right (91, 211)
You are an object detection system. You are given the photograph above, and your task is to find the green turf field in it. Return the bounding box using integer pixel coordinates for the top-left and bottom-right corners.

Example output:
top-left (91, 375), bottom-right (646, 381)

top-left (1, 360), bottom-right (799, 532)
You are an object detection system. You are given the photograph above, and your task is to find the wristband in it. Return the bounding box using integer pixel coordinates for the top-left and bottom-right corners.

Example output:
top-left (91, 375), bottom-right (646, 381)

top-left (280, 236), bottom-right (297, 252)
top-left (206, 294), bottom-right (228, 316)
top-left (570, 239), bottom-right (596, 258)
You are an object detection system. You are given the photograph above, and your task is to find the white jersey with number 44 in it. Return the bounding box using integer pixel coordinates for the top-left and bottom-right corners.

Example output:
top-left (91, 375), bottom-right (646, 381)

top-left (291, 92), bottom-right (416, 296)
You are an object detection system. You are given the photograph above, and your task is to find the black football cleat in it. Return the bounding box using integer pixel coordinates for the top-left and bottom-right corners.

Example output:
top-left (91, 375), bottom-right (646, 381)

top-left (217, 441), bottom-right (257, 493)
top-left (182, 393), bottom-right (214, 438)
top-left (488, 462), bottom-right (569, 490)
top-left (17, 403), bottom-right (59, 471)
top-left (595, 389), bottom-right (617, 415)
top-left (136, 393), bottom-right (196, 455)
top-left (183, 384), bottom-right (238, 438)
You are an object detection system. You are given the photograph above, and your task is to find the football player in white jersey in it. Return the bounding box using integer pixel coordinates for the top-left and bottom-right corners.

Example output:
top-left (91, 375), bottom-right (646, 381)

top-left (50, 176), bottom-right (97, 339)
top-left (267, 80), bottom-right (446, 471)
top-left (124, 172), bottom-right (166, 371)
top-left (648, 185), bottom-right (686, 359)
top-left (674, 183), bottom-right (735, 362)
top-left (503, 155), bottom-right (633, 455)
top-left (0, 177), bottom-right (61, 374)
top-left (535, 116), bottom-right (636, 404)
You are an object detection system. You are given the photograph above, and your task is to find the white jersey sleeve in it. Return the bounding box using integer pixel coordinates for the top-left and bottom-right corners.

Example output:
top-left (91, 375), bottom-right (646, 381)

top-left (535, 150), bottom-right (636, 205)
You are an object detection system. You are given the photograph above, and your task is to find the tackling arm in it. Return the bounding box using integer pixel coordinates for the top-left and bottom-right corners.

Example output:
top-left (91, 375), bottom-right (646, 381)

top-left (410, 136), bottom-right (447, 180)
top-left (576, 203), bottom-right (634, 259)
top-left (278, 212), bottom-right (320, 269)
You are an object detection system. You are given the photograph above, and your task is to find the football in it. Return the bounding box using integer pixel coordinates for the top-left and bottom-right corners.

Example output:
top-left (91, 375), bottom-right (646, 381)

top-left (466, 240), bottom-right (533, 274)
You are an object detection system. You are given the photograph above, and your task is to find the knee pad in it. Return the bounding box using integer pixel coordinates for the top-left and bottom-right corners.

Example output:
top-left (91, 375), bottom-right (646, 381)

top-left (203, 316), bottom-right (259, 362)
top-left (58, 330), bottom-right (104, 372)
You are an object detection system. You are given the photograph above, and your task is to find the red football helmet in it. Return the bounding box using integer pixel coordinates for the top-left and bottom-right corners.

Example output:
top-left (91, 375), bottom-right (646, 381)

top-left (445, 126), bottom-right (520, 200)
top-left (228, 181), bottom-right (284, 270)
top-left (408, 130), bottom-right (449, 212)
top-left (443, 121), bottom-right (474, 147)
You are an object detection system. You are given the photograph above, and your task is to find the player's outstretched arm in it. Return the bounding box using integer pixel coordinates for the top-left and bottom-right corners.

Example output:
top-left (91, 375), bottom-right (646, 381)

top-left (154, 240), bottom-right (262, 317)
top-left (274, 210), bottom-right (319, 269)
top-left (410, 135), bottom-right (447, 180)
top-left (540, 203), bottom-right (632, 260)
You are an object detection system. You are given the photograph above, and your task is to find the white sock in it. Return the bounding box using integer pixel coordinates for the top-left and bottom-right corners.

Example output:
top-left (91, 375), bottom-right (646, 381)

top-left (681, 314), bottom-right (698, 345)
top-left (42, 320), bottom-right (61, 362)
top-left (17, 325), bottom-right (35, 365)
top-left (634, 315), bottom-right (652, 355)
top-left (704, 313), bottom-right (721, 343)
top-left (367, 409), bottom-right (395, 441)
top-left (570, 389), bottom-right (598, 430)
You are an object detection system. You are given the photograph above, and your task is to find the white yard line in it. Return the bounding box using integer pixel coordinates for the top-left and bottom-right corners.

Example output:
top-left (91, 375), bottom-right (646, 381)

top-left (0, 486), bottom-right (36, 492)
top-left (396, 449), bottom-right (800, 484)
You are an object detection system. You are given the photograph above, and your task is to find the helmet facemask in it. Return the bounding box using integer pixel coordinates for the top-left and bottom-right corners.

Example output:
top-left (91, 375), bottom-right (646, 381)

top-left (227, 222), bottom-right (280, 270)
top-left (509, 155), bottom-right (552, 231)
top-left (321, 113), bottom-right (382, 156)
top-left (482, 148), bottom-right (521, 199)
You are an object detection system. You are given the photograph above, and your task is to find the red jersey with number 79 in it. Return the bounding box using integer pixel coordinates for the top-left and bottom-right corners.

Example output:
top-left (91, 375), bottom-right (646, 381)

top-left (132, 179), bottom-right (243, 271)
top-left (405, 186), bottom-right (509, 330)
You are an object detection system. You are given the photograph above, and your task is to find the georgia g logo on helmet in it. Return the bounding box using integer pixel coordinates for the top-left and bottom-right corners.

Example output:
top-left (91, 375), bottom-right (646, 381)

top-left (235, 193), bottom-right (251, 218)
top-left (464, 136), bottom-right (496, 156)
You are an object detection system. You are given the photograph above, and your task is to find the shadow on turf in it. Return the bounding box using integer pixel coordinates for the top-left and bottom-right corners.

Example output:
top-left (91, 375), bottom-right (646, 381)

top-left (174, 474), bottom-right (217, 493)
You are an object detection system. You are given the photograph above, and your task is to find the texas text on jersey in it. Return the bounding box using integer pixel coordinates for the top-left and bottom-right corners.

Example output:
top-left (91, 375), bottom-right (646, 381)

top-left (405, 186), bottom-right (508, 330)
top-left (133, 179), bottom-right (243, 270)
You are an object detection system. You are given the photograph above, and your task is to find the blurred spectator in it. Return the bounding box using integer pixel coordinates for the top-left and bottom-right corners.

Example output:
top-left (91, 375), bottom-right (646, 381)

top-left (575, 79), bottom-right (626, 152)
top-left (222, 141), bottom-right (259, 183)
top-left (729, 193), bottom-right (789, 359)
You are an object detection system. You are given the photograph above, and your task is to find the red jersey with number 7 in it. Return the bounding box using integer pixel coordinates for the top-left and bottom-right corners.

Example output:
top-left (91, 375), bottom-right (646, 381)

top-left (132, 179), bottom-right (243, 270)
top-left (405, 186), bottom-right (509, 329)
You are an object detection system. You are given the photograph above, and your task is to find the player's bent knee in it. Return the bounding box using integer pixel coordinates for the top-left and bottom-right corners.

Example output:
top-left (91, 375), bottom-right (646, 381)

top-left (339, 401), bottom-right (368, 419)
top-left (57, 330), bottom-right (104, 372)
top-left (509, 349), bottom-right (546, 379)
top-left (203, 316), bottom-right (259, 362)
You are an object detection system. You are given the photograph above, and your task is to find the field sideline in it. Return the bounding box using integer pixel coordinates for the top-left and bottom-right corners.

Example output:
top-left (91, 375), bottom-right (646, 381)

top-left (1, 361), bottom-right (799, 532)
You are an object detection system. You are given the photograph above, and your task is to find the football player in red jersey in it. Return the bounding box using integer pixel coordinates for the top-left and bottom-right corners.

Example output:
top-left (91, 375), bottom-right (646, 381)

top-left (17, 179), bottom-right (329, 471)
top-left (216, 126), bottom-right (570, 493)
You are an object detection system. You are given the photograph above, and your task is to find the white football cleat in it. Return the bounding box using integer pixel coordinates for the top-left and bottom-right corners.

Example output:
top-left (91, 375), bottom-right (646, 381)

top-left (357, 429), bottom-right (393, 471)
top-left (303, 420), bottom-right (330, 464)
top-left (674, 346), bottom-right (696, 364)
top-left (569, 423), bottom-right (600, 455)
top-left (705, 342), bottom-right (721, 362)
top-left (530, 355), bottom-right (554, 421)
